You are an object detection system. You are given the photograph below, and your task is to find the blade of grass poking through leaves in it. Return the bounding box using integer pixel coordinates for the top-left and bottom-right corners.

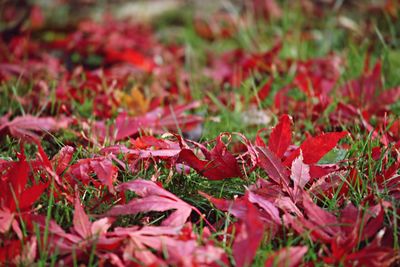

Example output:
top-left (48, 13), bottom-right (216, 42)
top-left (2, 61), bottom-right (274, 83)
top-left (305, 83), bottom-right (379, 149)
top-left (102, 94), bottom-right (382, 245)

top-left (41, 169), bottom-right (55, 263)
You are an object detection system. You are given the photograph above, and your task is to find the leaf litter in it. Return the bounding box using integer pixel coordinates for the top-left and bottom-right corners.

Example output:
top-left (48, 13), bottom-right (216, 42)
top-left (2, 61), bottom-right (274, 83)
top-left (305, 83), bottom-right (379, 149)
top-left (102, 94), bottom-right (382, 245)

top-left (0, 1), bottom-right (400, 266)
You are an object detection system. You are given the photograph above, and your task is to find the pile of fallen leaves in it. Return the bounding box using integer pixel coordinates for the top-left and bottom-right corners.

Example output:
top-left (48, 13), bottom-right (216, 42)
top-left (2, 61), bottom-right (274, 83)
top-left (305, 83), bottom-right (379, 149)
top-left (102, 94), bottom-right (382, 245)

top-left (1, 0), bottom-right (400, 266)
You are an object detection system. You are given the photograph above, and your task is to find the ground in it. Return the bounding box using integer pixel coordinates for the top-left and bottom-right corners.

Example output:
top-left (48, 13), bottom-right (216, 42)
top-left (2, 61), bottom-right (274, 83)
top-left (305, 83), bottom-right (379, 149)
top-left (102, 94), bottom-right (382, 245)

top-left (0, 0), bottom-right (400, 266)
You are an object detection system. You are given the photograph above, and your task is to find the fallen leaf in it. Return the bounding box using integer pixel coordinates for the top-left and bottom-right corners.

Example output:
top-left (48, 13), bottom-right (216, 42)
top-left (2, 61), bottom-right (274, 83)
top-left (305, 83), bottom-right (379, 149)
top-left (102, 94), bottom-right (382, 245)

top-left (284, 131), bottom-right (348, 166)
top-left (256, 146), bottom-right (290, 186)
top-left (290, 151), bottom-right (310, 201)
top-left (268, 114), bottom-right (292, 158)
top-left (0, 115), bottom-right (70, 141)
top-left (264, 246), bottom-right (307, 267)
top-left (233, 200), bottom-right (264, 267)
top-left (107, 179), bottom-right (194, 226)
top-left (178, 134), bottom-right (243, 180)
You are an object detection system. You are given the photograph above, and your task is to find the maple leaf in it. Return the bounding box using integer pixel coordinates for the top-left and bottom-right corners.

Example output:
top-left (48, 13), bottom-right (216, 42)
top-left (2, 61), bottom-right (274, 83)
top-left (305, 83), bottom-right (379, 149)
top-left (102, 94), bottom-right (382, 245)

top-left (178, 134), bottom-right (243, 180)
top-left (284, 131), bottom-right (348, 166)
top-left (73, 196), bottom-right (92, 239)
top-left (112, 224), bottom-right (225, 266)
top-left (255, 128), bottom-right (268, 147)
top-left (268, 114), bottom-right (292, 158)
top-left (251, 78), bottom-right (273, 104)
top-left (68, 156), bottom-right (118, 193)
top-left (201, 189), bottom-right (283, 234)
top-left (290, 151), bottom-right (310, 202)
top-left (102, 144), bottom-right (181, 160)
top-left (248, 178), bottom-right (303, 217)
top-left (199, 191), bottom-right (251, 222)
top-left (285, 195), bottom-right (396, 265)
top-left (0, 236), bottom-right (37, 266)
top-left (105, 48), bottom-right (155, 72)
top-left (336, 60), bottom-right (400, 122)
top-left (341, 61), bottom-right (382, 108)
top-left (51, 146), bottom-right (75, 176)
top-left (106, 179), bottom-right (195, 226)
top-left (30, 196), bottom-right (118, 263)
top-left (294, 56), bottom-right (341, 98)
top-left (233, 200), bottom-right (265, 267)
top-left (92, 102), bottom-right (202, 142)
top-left (338, 240), bottom-right (397, 267)
top-left (111, 225), bottom-right (181, 265)
top-left (264, 246), bottom-right (308, 267)
top-left (247, 191), bottom-right (281, 225)
top-left (256, 146), bottom-right (290, 186)
top-left (300, 195), bottom-right (340, 242)
top-left (0, 115), bottom-right (69, 141)
top-left (0, 145), bottom-right (48, 213)
top-left (324, 202), bottom-right (397, 266)
top-left (376, 159), bottom-right (400, 199)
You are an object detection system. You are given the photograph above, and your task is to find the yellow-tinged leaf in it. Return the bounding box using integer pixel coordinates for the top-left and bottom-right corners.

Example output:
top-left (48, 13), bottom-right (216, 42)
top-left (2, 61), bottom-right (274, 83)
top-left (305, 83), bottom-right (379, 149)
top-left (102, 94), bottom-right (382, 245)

top-left (118, 86), bottom-right (150, 115)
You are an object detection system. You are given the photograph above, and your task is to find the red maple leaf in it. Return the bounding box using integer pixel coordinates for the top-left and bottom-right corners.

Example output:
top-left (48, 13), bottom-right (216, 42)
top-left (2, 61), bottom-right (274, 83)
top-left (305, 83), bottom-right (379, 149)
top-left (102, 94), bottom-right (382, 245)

top-left (268, 114), bottom-right (292, 158)
top-left (233, 200), bottom-right (265, 267)
top-left (284, 131), bottom-right (348, 166)
top-left (178, 134), bottom-right (243, 180)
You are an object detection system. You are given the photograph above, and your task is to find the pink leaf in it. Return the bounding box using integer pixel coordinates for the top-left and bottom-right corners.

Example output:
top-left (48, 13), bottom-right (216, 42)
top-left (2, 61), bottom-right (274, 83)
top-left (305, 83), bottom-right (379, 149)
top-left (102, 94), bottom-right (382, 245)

top-left (247, 191), bottom-right (281, 224)
top-left (264, 246), bottom-right (307, 267)
top-left (112, 224), bottom-right (224, 266)
top-left (107, 179), bottom-right (194, 226)
top-left (91, 218), bottom-right (113, 236)
top-left (0, 209), bottom-right (14, 234)
top-left (0, 115), bottom-right (69, 141)
top-left (73, 197), bottom-right (91, 239)
top-left (89, 157), bottom-right (117, 193)
top-left (69, 156), bottom-right (117, 193)
top-left (51, 146), bottom-right (74, 176)
top-left (290, 151), bottom-right (310, 201)
top-left (92, 102), bottom-right (202, 142)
